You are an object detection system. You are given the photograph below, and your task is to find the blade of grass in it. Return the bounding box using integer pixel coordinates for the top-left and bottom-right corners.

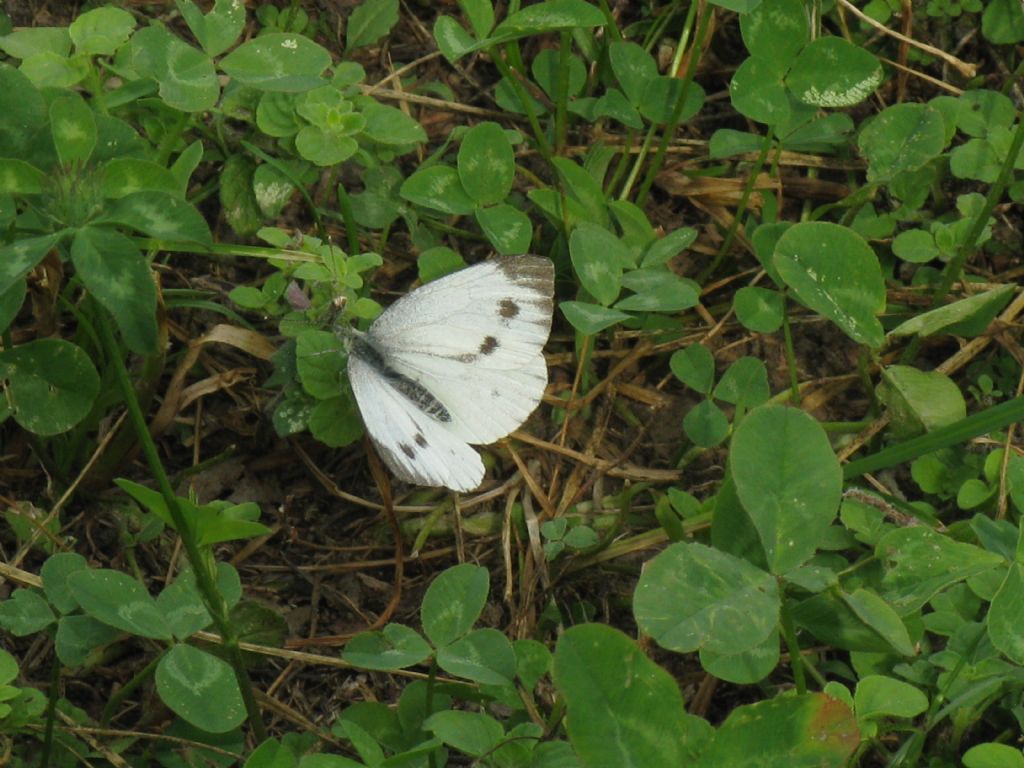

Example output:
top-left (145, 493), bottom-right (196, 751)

top-left (842, 396), bottom-right (1024, 480)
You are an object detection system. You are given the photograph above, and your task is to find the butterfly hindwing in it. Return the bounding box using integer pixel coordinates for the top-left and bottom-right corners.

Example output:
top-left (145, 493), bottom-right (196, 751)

top-left (347, 350), bottom-right (484, 492)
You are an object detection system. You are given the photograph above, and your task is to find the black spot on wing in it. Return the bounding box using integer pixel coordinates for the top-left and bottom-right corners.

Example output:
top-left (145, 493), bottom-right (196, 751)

top-left (479, 336), bottom-right (499, 355)
top-left (415, 433), bottom-right (428, 448)
top-left (351, 336), bottom-right (452, 423)
top-left (499, 298), bottom-right (520, 319)
top-left (400, 443), bottom-right (416, 459)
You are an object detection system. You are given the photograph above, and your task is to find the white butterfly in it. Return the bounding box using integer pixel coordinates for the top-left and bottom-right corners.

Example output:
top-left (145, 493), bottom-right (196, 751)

top-left (345, 256), bottom-right (554, 492)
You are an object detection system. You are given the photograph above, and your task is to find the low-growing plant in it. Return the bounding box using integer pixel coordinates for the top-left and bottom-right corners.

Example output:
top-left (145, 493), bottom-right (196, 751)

top-left (2, 0), bottom-right (1024, 766)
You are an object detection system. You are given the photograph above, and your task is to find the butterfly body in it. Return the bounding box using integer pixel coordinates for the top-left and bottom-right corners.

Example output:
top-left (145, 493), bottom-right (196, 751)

top-left (346, 256), bottom-right (554, 492)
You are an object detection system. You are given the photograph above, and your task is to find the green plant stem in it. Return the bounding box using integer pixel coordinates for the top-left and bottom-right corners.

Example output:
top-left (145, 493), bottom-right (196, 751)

top-left (778, 601), bottom-right (807, 695)
top-left (635, 2), bottom-right (713, 205)
top-left (781, 302), bottom-right (801, 404)
top-left (39, 654), bottom-right (60, 768)
top-left (553, 30), bottom-right (571, 153)
top-left (101, 650), bottom-right (165, 726)
top-left (698, 126), bottom-right (774, 283)
top-left (493, 45), bottom-right (553, 163)
top-left (96, 309), bottom-right (267, 742)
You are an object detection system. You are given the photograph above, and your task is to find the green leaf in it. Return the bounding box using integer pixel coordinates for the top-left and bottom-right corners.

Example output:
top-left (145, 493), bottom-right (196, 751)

top-left (773, 221), bottom-right (886, 348)
top-left (253, 163), bottom-right (297, 217)
top-left (988, 562), bottom-right (1024, 664)
top-left (854, 675), bottom-right (928, 721)
top-left (101, 158), bottom-right (180, 198)
top-left (257, 91), bottom-right (304, 137)
top-left (964, 743), bottom-right (1024, 768)
top-left (70, 227), bottom-right (158, 354)
top-left (243, 739), bottom-right (298, 768)
top-left (0, 159), bottom-right (46, 195)
top-left (640, 77), bottom-right (705, 125)
top-left (670, 344), bottom-right (715, 394)
top-left (220, 155), bottom-right (264, 237)
top-left (616, 269), bottom-right (699, 312)
top-left (642, 226), bottom-right (697, 267)
top-left (859, 103), bottom-right (946, 182)
top-left (176, 0), bottom-right (245, 57)
top-left (231, 600), bottom-right (288, 648)
top-left (560, 301), bottom-right (631, 334)
top-left (358, 99), bottom-right (427, 146)
top-left (0, 27), bottom-right (70, 59)
top-left (41, 552), bottom-right (89, 613)
top-left (156, 563), bottom-right (242, 640)
top-left (69, 569), bottom-right (171, 640)
top-left (50, 93), bottom-right (96, 166)
top-left (421, 563), bottom-right (488, 646)
top-left (423, 710), bottom-right (504, 757)
top-left (400, 165), bottom-right (475, 215)
top-left (55, 615), bottom-right (121, 667)
top-left (131, 25), bottom-right (218, 112)
top-left (296, 126), bottom-right (357, 166)
top-left (417, 246), bottom-right (465, 283)
top-left (740, 0), bottom-right (808, 62)
top-left (0, 279), bottom-right (26, 334)
top-left (308, 395), bottom-right (363, 447)
top-left (876, 365), bottom-right (966, 439)
top-left (730, 405), bottom-right (842, 573)
top-left (634, 542), bottom-right (779, 655)
top-left (0, 338), bottom-right (100, 436)
top-left (437, 628), bottom-right (517, 685)
top-left (491, 0), bottom-right (605, 41)
top-left (195, 503), bottom-right (270, 547)
top-left (0, 651), bottom-right (16, 686)
top-left (714, 357), bottom-right (770, 409)
top-left (0, 589), bottom-right (55, 635)
top-left (699, 632), bottom-right (780, 685)
top-left (553, 157), bottom-right (609, 227)
top-left (20, 51), bottom-right (90, 89)
top-left (346, 0), bottom-right (399, 50)
top-left (891, 228), bottom-right (939, 264)
top-left (343, 624), bottom-right (433, 670)
top-left (98, 190), bottom-right (213, 246)
top-left (461, 0), bottom-right (495, 38)
top-left (475, 203), bottom-right (532, 255)
top-left (433, 15), bottom-right (477, 63)
top-left (220, 33), bottom-right (331, 91)
top-left (683, 399), bottom-right (730, 448)
top-left (730, 56), bottom-right (792, 126)
top-left (888, 284), bottom-right (1014, 338)
top-left (609, 41), bottom-right (657, 106)
top-left (296, 330), bottom-right (346, 400)
top-left (553, 624), bottom-right (701, 766)
top-left (955, 89), bottom-right (1016, 137)
top-left (0, 64), bottom-right (47, 160)
top-left (156, 644), bottom-right (246, 733)
top-left (842, 589), bottom-right (914, 656)
top-left (0, 233), bottom-right (63, 297)
top-left (458, 121), bottom-right (514, 206)
top-left (69, 6), bottom-right (135, 56)
top-left (694, 693), bottom-right (858, 768)
top-left (787, 36), bottom-right (883, 107)
top-left (878, 527), bottom-right (1003, 614)
top-left (734, 286), bottom-right (784, 333)
top-left (982, 0), bottom-right (1024, 45)
top-left (570, 224), bottom-right (628, 306)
